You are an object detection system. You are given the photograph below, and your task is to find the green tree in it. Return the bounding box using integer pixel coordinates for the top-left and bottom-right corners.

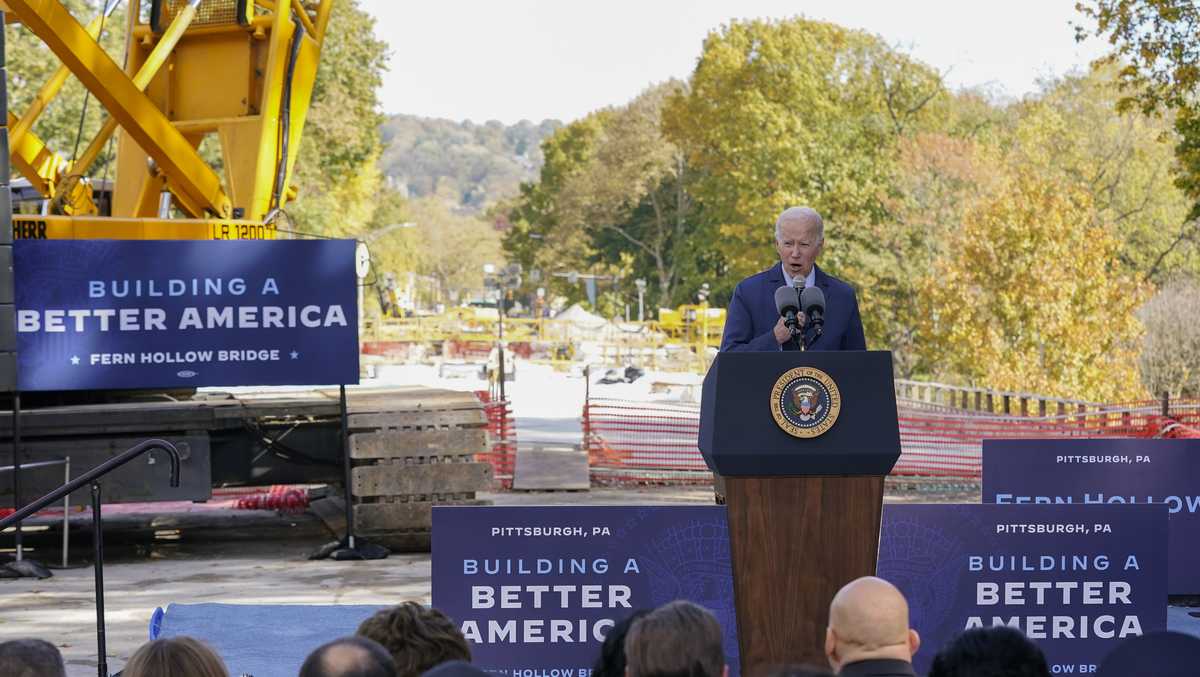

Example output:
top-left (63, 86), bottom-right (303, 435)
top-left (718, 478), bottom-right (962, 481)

top-left (1008, 66), bottom-right (1196, 282)
top-left (287, 0), bottom-right (389, 237)
top-left (6, 0), bottom-right (129, 180)
top-left (1076, 0), bottom-right (1200, 263)
top-left (660, 17), bottom-right (946, 345)
top-left (916, 169), bottom-right (1146, 401)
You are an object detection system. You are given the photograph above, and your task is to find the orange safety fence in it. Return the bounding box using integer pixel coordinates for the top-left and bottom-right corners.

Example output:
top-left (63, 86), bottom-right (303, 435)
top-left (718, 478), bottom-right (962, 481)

top-left (476, 390), bottom-right (516, 487)
top-left (583, 396), bottom-right (1200, 483)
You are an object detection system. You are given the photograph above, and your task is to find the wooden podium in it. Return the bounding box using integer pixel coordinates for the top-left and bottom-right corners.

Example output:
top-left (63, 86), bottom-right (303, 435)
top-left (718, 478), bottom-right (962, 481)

top-left (699, 351), bottom-right (901, 671)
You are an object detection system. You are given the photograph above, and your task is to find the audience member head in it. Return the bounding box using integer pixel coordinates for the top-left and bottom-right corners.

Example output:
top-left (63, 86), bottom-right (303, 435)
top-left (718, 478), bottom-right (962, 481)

top-left (763, 665), bottom-right (835, 677)
top-left (300, 636), bottom-right (398, 677)
top-left (624, 600), bottom-right (726, 677)
top-left (824, 576), bottom-right (919, 672)
top-left (0, 639), bottom-right (66, 677)
top-left (1097, 630), bottom-right (1200, 677)
top-left (927, 626), bottom-right (1049, 677)
top-left (593, 610), bottom-right (649, 677)
top-left (120, 636), bottom-right (229, 677)
top-left (356, 602), bottom-right (471, 677)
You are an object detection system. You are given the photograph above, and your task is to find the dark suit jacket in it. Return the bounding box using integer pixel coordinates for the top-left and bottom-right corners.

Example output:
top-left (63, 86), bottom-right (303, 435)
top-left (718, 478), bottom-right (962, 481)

top-left (839, 659), bottom-right (918, 677)
top-left (720, 264), bottom-right (866, 352)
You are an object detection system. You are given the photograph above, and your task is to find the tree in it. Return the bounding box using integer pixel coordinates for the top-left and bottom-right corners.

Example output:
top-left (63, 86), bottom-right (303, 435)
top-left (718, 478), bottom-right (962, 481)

top-left (1076, 0), bottom-right (1200, 268)
top-left (1008, 66), bottom-right (1196, 283)
top-left (287, 0), bottom-right (389, 238)
top-left (6, 0), bottom-right (129, 180)
top-left (1137, 279), bottom-right (1200, 398)
top-left (405, 197), bottom-right (503, 304)
top-left (916, 169), bottom-right (1146, 402)
top-left (554, 82), bottom-right (697, 307)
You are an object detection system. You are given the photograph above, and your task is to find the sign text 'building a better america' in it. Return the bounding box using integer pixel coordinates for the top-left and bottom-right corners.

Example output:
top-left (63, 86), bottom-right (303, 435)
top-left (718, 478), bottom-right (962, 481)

top-left (14, 239), bottom-right (359, 390)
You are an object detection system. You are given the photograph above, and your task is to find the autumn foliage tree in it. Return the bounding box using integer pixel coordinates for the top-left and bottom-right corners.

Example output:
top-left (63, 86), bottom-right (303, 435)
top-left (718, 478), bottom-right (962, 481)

top-left (917, 170), bottom-right (1146, 401)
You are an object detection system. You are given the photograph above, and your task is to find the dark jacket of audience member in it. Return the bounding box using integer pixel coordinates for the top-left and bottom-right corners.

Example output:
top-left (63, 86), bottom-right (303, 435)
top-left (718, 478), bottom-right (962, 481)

top-left (0, 638), bottom-right (67, 677)
top-left (300, 636), bottom-right (398, 677)
top-left (624, 600), bottom-right (727, 677)
top-left (422, 660), bottom-right (491, 677)
top-left (356, 602), bottom-right (471, 677)
top-left (927, 627), bottom-right (1050, 677)
top-left (120, 636), bottom-right (229, 677)
top-left (592, 610), bottom-right (649, 677)
top-left (764, 665), bottom-right (835, 677)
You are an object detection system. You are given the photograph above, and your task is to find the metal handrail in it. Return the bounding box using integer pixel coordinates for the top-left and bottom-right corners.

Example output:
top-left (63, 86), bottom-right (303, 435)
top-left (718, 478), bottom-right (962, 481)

top-left (0, 439), bottom-right (179, 529)
top-left (0, 457), bottom-right (70, 566)
top-left (1, 438), bottom-right (181, 677)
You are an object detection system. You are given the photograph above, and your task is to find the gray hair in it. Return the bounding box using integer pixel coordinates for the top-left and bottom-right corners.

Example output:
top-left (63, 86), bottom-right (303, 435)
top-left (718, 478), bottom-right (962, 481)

top-left (774, 206), bottom-right (824, 244)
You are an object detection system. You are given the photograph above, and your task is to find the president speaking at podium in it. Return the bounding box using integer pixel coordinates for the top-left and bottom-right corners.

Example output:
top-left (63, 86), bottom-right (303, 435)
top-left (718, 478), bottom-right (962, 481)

top-left (720, 206), bottom-right (866, 352)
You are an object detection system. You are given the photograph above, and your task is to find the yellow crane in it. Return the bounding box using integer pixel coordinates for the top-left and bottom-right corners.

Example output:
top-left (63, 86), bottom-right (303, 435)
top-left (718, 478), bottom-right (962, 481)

top-left (0, 0), bottom-right (333, 239)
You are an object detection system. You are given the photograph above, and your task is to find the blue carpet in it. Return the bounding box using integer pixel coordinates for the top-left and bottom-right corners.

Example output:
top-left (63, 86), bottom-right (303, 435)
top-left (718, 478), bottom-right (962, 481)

top-left (150, 603), bottom-right (387, 677)
top-left (1168, 606), bottom-right (1200, 639)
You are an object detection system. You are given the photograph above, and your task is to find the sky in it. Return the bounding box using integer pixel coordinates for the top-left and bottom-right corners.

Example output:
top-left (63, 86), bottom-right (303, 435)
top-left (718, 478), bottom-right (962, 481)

top-left (357, 0), bottom-right (1112, 125)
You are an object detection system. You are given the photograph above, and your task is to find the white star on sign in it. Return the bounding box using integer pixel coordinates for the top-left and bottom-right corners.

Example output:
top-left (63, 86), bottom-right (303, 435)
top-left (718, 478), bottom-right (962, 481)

top-left (70, 355), bottom-right (80, 365)
top-left (290, 351), bottom-right (299, 359)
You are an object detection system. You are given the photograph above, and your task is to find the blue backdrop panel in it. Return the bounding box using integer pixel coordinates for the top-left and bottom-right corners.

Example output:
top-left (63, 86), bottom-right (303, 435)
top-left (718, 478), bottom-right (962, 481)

top-left (878, 503), bottom-right (1167, 674)
top-left (983, 438), bottom-right (1200, 594)
top-left (432, 505), bottom-right (741, 677)
top-left (14, 239), bottom-right (359, 390)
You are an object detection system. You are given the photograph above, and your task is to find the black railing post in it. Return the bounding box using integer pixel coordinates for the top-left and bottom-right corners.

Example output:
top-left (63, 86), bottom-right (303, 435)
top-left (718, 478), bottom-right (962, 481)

top-left (12, 392), bottom-right (22, 560)
top-left (91, 483), bottom-right (107, 677)
top-left (340, 384), bottom-right (355, 550)
top-left (0, 440), bottom-right (178, 677)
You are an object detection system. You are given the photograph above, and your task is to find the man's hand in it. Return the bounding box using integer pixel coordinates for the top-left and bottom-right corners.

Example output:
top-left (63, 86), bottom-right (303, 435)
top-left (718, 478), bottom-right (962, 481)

top-left (773, 317), bottom-right (791, 344)
top-left (773, 313), bottom-right (807, 344)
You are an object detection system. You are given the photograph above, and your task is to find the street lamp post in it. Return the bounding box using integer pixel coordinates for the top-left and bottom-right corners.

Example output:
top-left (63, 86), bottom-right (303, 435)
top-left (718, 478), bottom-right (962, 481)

top-left (635, 278), bottom-right (647, 323)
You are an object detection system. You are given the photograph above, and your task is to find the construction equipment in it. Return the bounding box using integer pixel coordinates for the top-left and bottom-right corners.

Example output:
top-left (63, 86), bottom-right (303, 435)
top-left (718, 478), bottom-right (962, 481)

top-left (0, 2), bottom-right (498, 546)
top-left (2, 0), bottom-right (331, 239)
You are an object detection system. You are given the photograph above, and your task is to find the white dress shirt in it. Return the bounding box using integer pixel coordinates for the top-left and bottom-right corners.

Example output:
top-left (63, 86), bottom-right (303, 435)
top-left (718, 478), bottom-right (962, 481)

top-left (782, 262), bottom-right (816, 289)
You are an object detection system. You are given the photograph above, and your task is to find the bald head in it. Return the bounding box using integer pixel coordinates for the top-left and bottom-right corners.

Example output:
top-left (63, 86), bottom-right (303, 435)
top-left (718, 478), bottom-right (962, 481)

top-left (300, 637), bottom-right (397, 677)
top-left (825, 577), bottom-right (919, 671)
top-left (774, 207), bottom-right (824, 244)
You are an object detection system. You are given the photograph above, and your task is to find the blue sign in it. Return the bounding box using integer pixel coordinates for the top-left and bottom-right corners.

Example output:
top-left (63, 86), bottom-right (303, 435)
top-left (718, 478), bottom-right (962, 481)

top-left (14, 239), bottom-right (359, 390)
top-left (983, 439), bottom-right (1200, 593)
top-left (878, 504), bottom-right (1167, 674)
top-left (432, 506), bottom-right (740, 677)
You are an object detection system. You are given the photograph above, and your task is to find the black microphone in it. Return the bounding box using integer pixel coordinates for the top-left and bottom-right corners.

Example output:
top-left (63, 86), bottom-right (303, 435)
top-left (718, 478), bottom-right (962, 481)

top-left (800, 286), bottom-right (825, 336)
top-left (774, 285), bottom-right (801, 331)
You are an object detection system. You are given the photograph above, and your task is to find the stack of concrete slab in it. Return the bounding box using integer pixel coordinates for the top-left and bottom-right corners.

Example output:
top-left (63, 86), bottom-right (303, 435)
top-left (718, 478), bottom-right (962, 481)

top-left (348, 389), bottom-right (493, 551)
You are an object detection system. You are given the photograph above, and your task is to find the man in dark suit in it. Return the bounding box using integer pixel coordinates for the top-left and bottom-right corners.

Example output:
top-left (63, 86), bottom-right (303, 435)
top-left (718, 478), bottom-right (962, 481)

top-left (825, 577), bottom-right (920, 677)
top-left (720, 207), bottom-right (865, 352)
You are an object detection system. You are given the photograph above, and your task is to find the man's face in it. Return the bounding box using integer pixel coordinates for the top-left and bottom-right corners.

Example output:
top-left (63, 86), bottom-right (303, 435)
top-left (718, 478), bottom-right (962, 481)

top-left (775, 218), bottom-right (823, 279)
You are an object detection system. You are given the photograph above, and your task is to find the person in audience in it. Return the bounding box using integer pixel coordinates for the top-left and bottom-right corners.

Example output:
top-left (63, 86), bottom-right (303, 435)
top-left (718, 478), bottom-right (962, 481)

top-left (1096, 630), bottom-right (1200, 677)
top-left (824, 577), bottom-right (920, 676)
top-left (0, 638), bottom-right (67, 677)
top-left (120, 636), bottom-right (229, 677)
top-left (422, 660), bottom-right (491, 677)
top-left (765, 665), bottom-right (836, 677)
top-left (927, 626), bottom-right (1049, 677)
top-left (356, 602), bottom-right (471, 677)
top-left (300, 636), bottom-right (398, 677)
top-left (592, 609), bottom-right (649, 677)
top-left (624, 600), bottom-right (727, 677)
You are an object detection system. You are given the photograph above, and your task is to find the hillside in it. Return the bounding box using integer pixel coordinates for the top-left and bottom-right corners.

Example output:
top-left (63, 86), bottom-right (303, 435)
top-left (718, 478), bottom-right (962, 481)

top-left (379, 114), bottom-right (561, 212)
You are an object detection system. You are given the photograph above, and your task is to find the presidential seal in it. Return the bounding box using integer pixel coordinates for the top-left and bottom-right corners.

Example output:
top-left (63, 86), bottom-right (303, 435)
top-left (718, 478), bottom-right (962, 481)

top-left (770, 366), bottom-right (842, 438)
